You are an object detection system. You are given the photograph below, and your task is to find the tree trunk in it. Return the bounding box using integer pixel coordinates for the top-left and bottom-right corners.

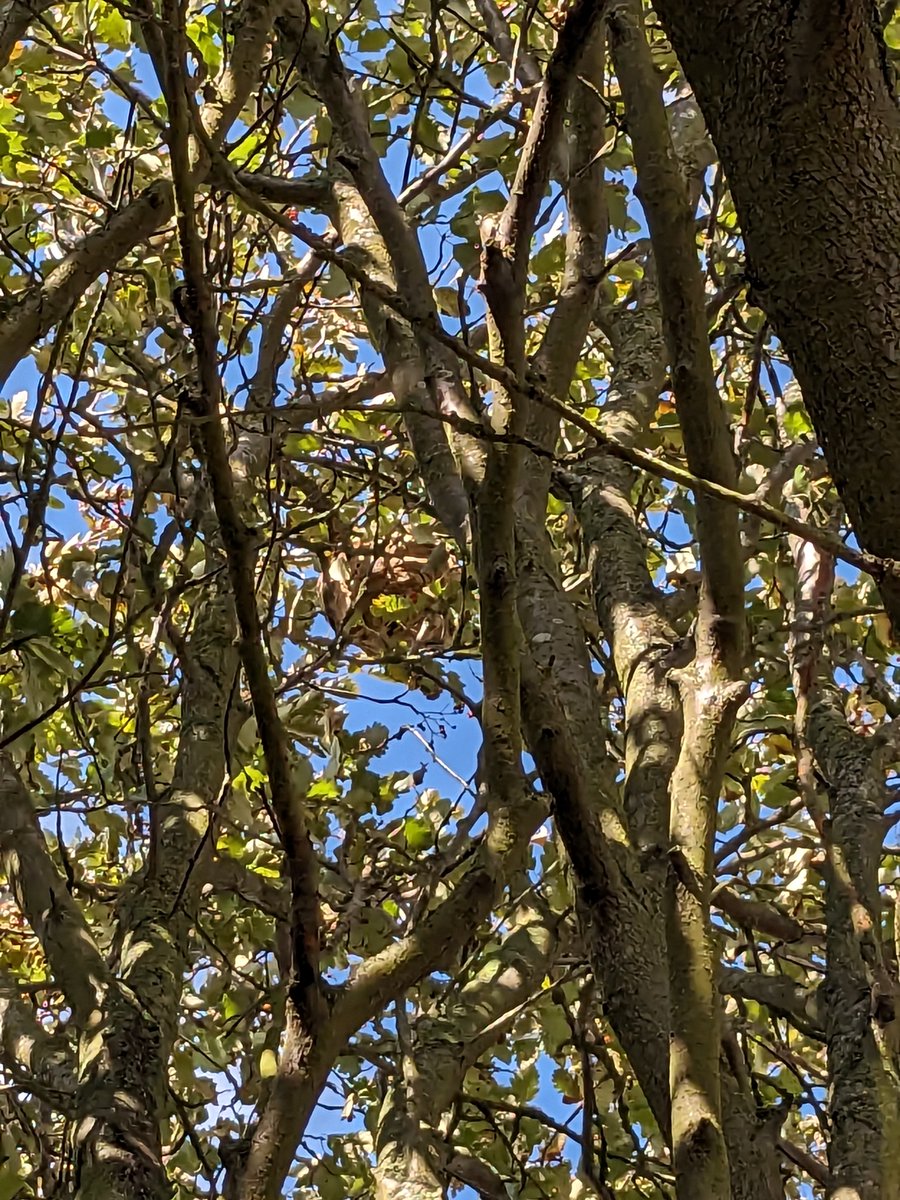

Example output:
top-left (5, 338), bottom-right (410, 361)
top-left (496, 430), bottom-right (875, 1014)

top-left (653, 0), bottom-right (900, 625)
top-left (807, 694), bottom-right (900, 1199)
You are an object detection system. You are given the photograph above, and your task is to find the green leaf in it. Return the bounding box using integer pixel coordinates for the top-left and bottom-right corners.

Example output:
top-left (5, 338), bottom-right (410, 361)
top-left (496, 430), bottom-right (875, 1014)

top-left (782, 407), bottom-right (812, 440)
top-left (404, 816), bottom-right (433, 852)
top-left (10, 598), bottom-right (53, 638)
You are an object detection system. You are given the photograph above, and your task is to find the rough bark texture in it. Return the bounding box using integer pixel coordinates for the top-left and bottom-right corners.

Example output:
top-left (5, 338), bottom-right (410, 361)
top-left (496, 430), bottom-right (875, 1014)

top-left (808, 694), bottom-right (900, 1199)
top-left (653, 0), bottom-right (900, 625)
top-left (785, 454), bottom-right (900, 1200)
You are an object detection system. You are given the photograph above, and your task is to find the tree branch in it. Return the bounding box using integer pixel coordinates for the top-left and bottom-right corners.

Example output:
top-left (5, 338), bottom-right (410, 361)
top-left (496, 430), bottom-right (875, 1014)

top-left (0, 967), bottom-right (78, 1108)
top-left (713, 885), bottom-right (805, 944)
top-left (652, 0), bottom-right (900, 630)
top-left (719, 968), bottom-right (822, 1038)
top-left (609, 0), bottom-right (743, 673)
top-left (373, 899), bottom-right (557, 1198)
top-left (783, 448), bottom-right (900, 1193)
top-left (238, 793), bottom-right (546, 1199)
top-left (609, 8), bottom-right (746, 1193)
top-left (0, 753), bottom-right (106, 1026)
top-left (0, 0), bottom-right (283, 389)
top-left (532, 25), bottom-right (609, 407)
top-left (206, 153), bottom-right (898, 591)
top-left (0, 0), bottom-right (61, 70)
top-left (477, 0), bottom-right (609, 826)
top-left (470, 0), bottom-right (542, 87)
top-left (807, 686), bottom-right (900, 1194)
top-left (274, 1), bottom-right (483, 541)
top-left (158, 0), bottom-right (323, 1032)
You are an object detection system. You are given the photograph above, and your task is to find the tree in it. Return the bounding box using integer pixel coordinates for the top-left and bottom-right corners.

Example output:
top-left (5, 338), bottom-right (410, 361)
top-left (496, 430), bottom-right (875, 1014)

top-left (651, 0), bottom-right (900, 628)
top-left (0, 1), bottom-right (898, 1199)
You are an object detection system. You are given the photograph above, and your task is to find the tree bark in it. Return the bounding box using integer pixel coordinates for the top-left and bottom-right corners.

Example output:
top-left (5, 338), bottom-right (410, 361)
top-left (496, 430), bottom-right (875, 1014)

top-left (653, 0), bottom-right (900, 626)
top-left (807, 693), bottom-right (900, 1199)
top-left (372, 900), bottom-right (556, 1199)
top-left (784, 444), bottom-right (900, 1199)
top-left (608, 10), bottom-right (746, 1193)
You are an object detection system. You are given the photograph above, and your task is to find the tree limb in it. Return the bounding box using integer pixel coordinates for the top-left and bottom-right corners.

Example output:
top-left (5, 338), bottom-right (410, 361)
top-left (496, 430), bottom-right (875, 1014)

top-left (0, 753), bottom-right (106, 1027)
top-left (0, 0), bottom-right (63, 70)
top-left (653, 0), bottom-right (900, 631)
top-left (0, 967), bottom-right (78, 1108)
top-left (0, 0), bottom-right (283, 390)
top-left (158, 0), bottom-right (323, 1033)
top-left (470, 0), bottom-right (542, 87)
top-left (206, 151), bottom-right (899, 591)
top-left (609, 7), bottom-right (745, 1192)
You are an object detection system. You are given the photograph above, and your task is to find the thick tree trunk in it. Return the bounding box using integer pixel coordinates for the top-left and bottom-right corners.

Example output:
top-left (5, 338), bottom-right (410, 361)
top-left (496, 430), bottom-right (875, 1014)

top-left (653, 0), bottom-right (900, 624)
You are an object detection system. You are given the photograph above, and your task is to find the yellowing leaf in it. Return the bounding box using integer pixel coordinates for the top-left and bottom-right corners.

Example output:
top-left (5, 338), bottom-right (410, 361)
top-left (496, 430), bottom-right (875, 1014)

top-left (767, 734), bottom-right (794, 756)
top-left (874, 612), bottom-right (893, 646)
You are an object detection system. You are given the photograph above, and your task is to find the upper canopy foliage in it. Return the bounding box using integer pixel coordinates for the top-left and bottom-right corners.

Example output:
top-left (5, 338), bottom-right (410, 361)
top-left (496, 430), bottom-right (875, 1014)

top-left (1, 2), bottom-right (900, 1199)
